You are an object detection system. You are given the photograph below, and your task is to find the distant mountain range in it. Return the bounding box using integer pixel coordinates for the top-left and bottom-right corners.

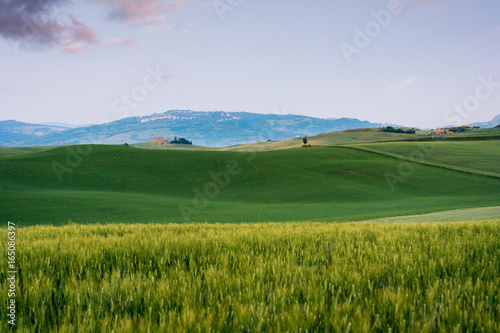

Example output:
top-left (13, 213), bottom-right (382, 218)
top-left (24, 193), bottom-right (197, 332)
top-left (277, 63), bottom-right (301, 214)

top-left (1, 110), bottom-right (498, 148)
top-left (0, 110), bottom-right (387, 147)
top-left (0, 120), bottom-right (69, 145)
top-left (467, 114), bottom-right (500, 128)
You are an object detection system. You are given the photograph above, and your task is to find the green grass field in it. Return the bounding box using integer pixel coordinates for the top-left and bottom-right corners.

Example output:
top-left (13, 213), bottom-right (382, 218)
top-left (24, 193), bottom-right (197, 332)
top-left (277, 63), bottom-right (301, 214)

top-left (220, 128), bottom-right (428, 152)
top-left (130, 128), bottom-right (425, 153)
top-left (0, 146), bottom-right (52, 158)
top-left (131, 141), bottom-right (213, 150)
top-left (220, 127), bottom-right (500, 152)
top-left (1, 221), bottom-right (499, 332)
top-left (371, 206), bottom-right (500, 223)
top-left (1, 144), bottom-right (500, 225)
top-left (348, 140), bottom-right (500, 177)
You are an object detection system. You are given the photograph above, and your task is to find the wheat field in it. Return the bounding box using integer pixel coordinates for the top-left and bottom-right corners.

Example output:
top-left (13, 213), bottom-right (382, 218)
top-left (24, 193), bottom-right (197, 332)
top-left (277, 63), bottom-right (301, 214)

top-left (1, 220), bottom-right (499, 332)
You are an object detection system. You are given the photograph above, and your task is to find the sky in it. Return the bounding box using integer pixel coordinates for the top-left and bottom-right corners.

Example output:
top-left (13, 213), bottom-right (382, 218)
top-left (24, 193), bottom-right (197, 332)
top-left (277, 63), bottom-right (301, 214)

top-left (1, 0), bottom-right (499, 129)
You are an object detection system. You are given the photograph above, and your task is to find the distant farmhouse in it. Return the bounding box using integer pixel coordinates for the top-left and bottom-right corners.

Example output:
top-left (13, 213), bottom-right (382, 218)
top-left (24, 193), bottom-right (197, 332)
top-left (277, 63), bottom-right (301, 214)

top-left (429, 126), bottom-right (478, 135)
top-left (428, 128), bottom-right (454, 135)
top-left (152, 136), bottom-right (170, 143)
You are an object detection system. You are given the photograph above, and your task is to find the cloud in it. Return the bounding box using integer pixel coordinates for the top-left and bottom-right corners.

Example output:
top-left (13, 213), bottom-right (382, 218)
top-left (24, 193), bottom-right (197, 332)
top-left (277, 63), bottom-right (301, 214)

top-left (0, 0), bottom-right (68, 44)
top-left (0, 0), bottom-right (188, 54)
top-left (145, 23), bottom-right (177, 33)
top-left (107, 37), bottom-right (138, 49)
top-left (60, 41), bottom-right (86, 55)
top-left (180, 23), bottom-right (197, 34)
top-left (387, 76), bottom-right (415, 92)
top-left (69, 16), bottom-right (97, 43)
top-left (0, 0), bottom-right (97, 52)
top-left (101, 0), bottom-right (185, 23)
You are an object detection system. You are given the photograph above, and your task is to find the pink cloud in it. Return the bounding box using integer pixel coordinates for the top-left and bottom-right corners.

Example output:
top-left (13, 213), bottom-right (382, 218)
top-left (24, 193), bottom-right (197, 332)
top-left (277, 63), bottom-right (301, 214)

top-left (0, 0), bottom-right (186, 54)
top-left (108, 37), bottom-right (138, 49)
top-left (69, 16), bottom-right (97, 43)
top-left (0, 0), bottom-right (98, 54)
top-left (57, 17), bottom-right (98, 55)
top-left (60, 41), bottom-right (86, 54)
top-left (101, 0), bottom-right (185, 23)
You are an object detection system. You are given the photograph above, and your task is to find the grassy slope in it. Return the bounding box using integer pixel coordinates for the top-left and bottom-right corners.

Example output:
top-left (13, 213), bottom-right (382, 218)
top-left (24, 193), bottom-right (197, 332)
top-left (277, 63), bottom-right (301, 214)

top-left (347, 140), bottom-right (500, 177)
top-left (131, 141), bottom-right (213, 150)
top-left (1, 144), bottom-right (499, 225)
top-left (0, 146), bottom-right (52, 158)
top-left (129, 128), bottom-right (500, 152)
top-left (219, 128), bottom-right (428, 152)
top-left (371, 206), bottom-right (500, 223)
top-left (217, 127), bottom-right (500, 152)
top-left (440, 127), bottom-right (500, 139)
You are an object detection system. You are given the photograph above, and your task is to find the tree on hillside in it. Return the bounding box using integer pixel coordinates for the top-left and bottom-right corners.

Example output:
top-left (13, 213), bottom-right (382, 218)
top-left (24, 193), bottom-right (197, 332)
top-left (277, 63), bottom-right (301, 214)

top-left (382, 126), bottom-right (415, 134)
top-left (171, 137), bottom-right (192, 145)
top-left (303, 136), bottom-right (308, 145)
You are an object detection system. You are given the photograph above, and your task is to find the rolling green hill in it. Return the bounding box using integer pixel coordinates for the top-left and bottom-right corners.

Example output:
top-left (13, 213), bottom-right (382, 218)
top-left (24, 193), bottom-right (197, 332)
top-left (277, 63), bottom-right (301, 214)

top-left (0, 146), bottom-right (53, 158)
top-left (347, 140), bottom-right (500, 177)
top-left (130, 127), bottom-right (420, 152)
top-left (131, 141), bottom-right (213, 150)
top-left (128, 127), bottom-right (500, 153)
top-left (219, 128), bottom-right (427, 152)
top-left (219, 127), bottom-right (500, 152)
top-left (370, 206), bottom-right (500, 223)
top-left (1, 144), bottom-right (499, 225)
